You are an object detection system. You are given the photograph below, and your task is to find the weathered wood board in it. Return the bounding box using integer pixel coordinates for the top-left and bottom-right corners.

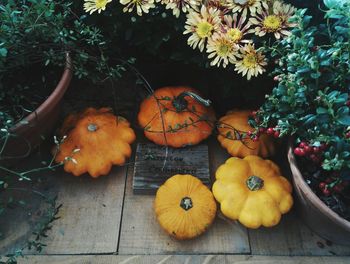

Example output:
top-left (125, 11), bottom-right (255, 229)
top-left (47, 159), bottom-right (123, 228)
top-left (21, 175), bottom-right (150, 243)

top-left (132, 143), bottom-right (210, 194)
top-left (30, 167), bottom-right (127, 254)
top-left (119, 142), bottom-right (250, 254)
top-left (19, 255), bottom-right (350, 264)
top-left (249, 210), bottom-right (350, 256)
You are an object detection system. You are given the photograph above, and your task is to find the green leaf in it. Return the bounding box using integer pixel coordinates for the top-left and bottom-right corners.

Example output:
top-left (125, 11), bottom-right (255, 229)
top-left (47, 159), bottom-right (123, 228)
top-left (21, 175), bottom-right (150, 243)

top-left (323, 0), bottom-right (337, 8)
top-left (316, 107), bottom-right (328, 114)
top-left (338, 116), bottom-right (350, 125)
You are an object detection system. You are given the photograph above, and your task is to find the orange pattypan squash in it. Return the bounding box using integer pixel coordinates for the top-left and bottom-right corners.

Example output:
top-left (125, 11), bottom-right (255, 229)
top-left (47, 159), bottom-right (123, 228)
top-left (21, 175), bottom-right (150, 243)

top-left (213, 156), bottom-right (293, 228)
top-left (217, 110), bottom-right (275, 158)
top-left (154, 174), bottom-right (217, 240)
top-left (55, 107), bottom-right (136, 178)
top-left (138, 86), bottom-right (216, 148)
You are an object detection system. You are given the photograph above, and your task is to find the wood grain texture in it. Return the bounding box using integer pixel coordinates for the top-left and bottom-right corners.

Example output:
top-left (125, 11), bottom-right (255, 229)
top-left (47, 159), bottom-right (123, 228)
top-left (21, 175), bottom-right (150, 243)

top-left (133, 143), bottom-right (210, 194)
top-left (19, 255), bottom-right (350, 264)
top-left (118, 147), bottom-right (250, 254)
top-left (33, 167), bottom-right (127, 254)
top-left (249, 148), bottom-right (350, 256)
top-left (249, 210), bottom-right (350, 256)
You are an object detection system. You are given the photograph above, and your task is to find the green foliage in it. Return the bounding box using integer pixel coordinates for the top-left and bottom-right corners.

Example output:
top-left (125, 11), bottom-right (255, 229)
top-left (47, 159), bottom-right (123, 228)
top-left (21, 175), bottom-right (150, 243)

top-left (251, 1), bottom-right (350, 173)
top-left (0, 198), bottom-right (61, 264)
top-left (0, 0), bottom-right (131, 126)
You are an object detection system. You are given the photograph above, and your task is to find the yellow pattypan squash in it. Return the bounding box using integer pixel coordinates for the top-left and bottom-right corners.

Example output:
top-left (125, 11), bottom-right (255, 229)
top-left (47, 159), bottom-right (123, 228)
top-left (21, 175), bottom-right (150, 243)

top-left (213, 155), bottom-right (293, 229)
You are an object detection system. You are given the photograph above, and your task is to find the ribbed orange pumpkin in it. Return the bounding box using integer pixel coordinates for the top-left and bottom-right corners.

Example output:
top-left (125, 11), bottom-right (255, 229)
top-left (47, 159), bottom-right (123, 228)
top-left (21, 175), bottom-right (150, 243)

top-left (154, 174), bottom-right (217, 240)
top-left (217, 110), bottom-right (276, 158)
top-left (138, 86), bottom-right (216, 148)
top-left (54, 107), bottom-right (136, 177)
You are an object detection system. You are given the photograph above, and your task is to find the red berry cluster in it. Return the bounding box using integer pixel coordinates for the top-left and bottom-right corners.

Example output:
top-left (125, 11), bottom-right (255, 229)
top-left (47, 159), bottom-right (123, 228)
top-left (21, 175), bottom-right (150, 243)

top-left (265, 127), bottom-right (280, 138)
top-left (247, 127), bottom-right (280, 142)
top-left (249, 111), bottom-right (280, 140)
top-left (318, 179), bottom-right (348, 196)
top-left (293, 141), bottom-right (327, 164)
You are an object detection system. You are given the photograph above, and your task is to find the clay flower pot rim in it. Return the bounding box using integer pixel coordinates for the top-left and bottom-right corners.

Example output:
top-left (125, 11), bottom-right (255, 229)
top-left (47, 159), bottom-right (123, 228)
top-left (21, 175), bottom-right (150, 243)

top-left (287, 138), bottom-right (350, 231)
top-left (10, 52), bottom-right (73, 132)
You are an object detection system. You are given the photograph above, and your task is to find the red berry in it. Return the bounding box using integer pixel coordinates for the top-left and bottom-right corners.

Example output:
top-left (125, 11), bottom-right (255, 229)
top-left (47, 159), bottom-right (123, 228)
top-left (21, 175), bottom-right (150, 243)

top-left (273, 76), bottom-right (280, 82)
top-left (252, 136), bottom-right (259, 142)
top-left (247, 131), bottom-right (253, 136)
top-left (346, 132), bottom-right (350, 138)
top-left (313, 147), bottom-right (320, 154)
top-left (323, 188), bottom-right (331, 196)
top-left (267, 127), bottom-right (274, 135)
top-left (259, 127), bottom-right (266, 133)
top-left (304, 145), bottom-right (313, 154)
top-left (294, 148), bottom-right (305, 156)
top-left (299, 141), bottom-right (307, 148)
top-left (319, 182), bottom-right (326, 189)
top-left (274, 131), bottom-right (280, 138)
top-left (346, 100), bottom-right (350, 107)
top-left (252, 111), bottom-right (257, 117)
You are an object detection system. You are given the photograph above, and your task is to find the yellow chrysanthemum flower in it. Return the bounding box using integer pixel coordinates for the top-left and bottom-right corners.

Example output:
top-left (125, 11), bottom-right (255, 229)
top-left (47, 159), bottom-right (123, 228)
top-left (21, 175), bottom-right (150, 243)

top-left (120, 0), bottom-right (156, 16)
top-left (207, 33), bottom-right (238, 68)
top-left (184, 6), bottom-right (222, 52)
top-left (84, 0), bottom-right (112, 14)
top-left (234, 43), bottom-right (267, 80)
top-left (249, 0), bottom-right (297, 39)
top-left (223, 13), bottom-right (252, 46)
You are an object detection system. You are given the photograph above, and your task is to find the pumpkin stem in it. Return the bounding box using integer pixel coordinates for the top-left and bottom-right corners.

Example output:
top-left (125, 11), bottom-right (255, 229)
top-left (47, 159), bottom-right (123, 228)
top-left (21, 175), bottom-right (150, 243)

top-left (87, 123), bottom-right (98, 132)
top-left (246, 176), bottom-right (264, 191)
top-left (180, 197), bottom-right (193, 211)
top-left (172, 91), bottom-right (211, 112)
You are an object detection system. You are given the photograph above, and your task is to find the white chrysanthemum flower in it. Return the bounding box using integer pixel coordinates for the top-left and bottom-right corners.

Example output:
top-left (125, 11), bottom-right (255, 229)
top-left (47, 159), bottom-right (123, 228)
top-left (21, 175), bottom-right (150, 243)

top-left (206, 0), bottom-right (235, 15)
top-left (234, 43), bottom-right (267, 80)
top-left (230, 0), bottom-right (264, 17)
top-left (273, 0), bottom-right (297, 24)
top-left (159, 0), bottom-right (200, 17)
top-left (207, 33), bottom-right (238, 68)
top-left (84, 0), bottom-right (112, 14)
top-left (120, 0), bottom-right (156, 16)
top-left (222, 13), bottom-right (252, 46)
top-left (184, 6), bottom-right (222, 52)
top-left (249, 0), bottom-right (297, 39)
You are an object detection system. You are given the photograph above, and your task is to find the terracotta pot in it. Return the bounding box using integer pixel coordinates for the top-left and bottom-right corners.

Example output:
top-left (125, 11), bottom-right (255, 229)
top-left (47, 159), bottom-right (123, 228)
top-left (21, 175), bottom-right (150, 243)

top-left (1, 53), bottom-right (73, 162)
top-left (287, 140), bottom-right (350, 246)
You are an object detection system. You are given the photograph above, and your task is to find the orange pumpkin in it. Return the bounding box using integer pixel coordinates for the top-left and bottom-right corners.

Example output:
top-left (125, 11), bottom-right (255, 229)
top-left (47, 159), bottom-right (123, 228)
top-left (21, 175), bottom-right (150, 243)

top-left (54, 107), bottom-right (136, 177)
top-left (138, 86), bottom-right (216, 148)
top-left (217, 110), bottom-right (275, 158)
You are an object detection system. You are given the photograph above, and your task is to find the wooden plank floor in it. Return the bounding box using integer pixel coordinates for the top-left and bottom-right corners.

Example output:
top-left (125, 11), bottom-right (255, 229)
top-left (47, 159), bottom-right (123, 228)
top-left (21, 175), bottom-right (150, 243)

top-left (18, 255), bottom-right (350, 264)
top-left (1, 139), bottom-right (350, 263)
